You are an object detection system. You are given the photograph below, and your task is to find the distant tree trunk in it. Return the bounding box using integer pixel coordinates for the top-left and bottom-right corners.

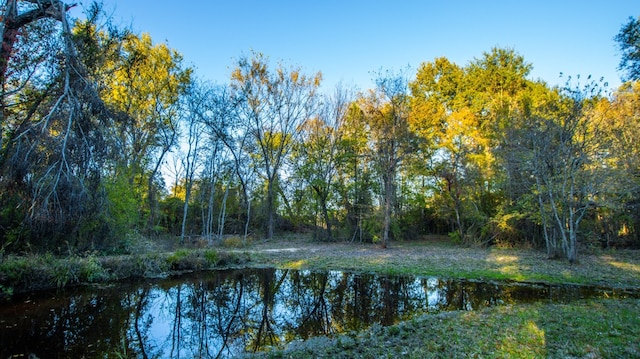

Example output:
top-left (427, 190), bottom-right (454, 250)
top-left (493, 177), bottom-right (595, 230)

top-left (205, 177), bottom-right (216, 245)
top-left (218, 183), bottom-right (229, 241)
top-left (313, 187), bottom-right (332, 241)
top-left (381, 173), bottom-right (394, 249)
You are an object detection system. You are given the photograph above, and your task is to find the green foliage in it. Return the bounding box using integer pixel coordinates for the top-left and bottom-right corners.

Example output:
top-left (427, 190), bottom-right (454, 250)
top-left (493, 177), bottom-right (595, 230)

top-left (79, 255), bottom-right (109, 282)
top-left (448, 231), bottom-right (462, 245)
top-left (104, 175), bottom-right (143, 242)
top-left (167, 249), bottom-right (190, 267)
top-left (203, 249), bottom-right (219, 264)
top-left (2, 5), bottom-right (638, 256)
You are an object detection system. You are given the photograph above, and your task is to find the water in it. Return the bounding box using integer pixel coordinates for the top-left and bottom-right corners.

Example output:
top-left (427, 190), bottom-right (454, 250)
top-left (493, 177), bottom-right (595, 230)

top-left (0, 268), bottom-right (636, 358)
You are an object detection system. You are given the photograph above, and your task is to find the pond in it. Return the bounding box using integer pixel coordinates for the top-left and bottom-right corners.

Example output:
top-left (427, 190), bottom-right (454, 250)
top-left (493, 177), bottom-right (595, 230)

top-left (1, 268), bottom-right (637, 358)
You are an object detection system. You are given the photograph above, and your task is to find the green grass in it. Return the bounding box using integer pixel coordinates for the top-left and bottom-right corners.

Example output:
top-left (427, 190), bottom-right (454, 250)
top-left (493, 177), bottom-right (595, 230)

top-left (248, 298), bottom-right (640, 358)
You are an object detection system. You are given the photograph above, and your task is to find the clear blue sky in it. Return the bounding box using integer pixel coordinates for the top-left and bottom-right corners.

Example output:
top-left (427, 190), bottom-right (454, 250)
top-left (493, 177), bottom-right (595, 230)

top-left (72, 1), bottom-right (637, 92)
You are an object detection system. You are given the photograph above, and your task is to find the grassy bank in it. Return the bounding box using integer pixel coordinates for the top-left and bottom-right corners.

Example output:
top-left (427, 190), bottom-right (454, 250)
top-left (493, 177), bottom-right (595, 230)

top-left (245, 298), bottom-right (640, 358)
top-left (2, 235), bottom-right (639, 299)
top-left (0, 247), bottom-right (250, 299)
top-left (242, 236), bottom-right (640, 289)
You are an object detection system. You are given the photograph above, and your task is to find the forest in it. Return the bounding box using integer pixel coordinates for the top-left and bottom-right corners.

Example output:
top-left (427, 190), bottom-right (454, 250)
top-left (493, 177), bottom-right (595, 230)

top-left (2, 0), bottom-right (640, 263)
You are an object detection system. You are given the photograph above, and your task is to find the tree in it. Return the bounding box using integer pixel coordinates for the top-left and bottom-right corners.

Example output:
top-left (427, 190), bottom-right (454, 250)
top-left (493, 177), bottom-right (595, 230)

top-left (229, 52), bottom-right (321, 240)
top-left (101, 32), bottom-right (191, 231)
top-left (334, 102), bottom-right (375, 242)
top-left (293, 84), bottom-right (353, 241)
top-left (409, 57), bottom-right (482, 243)
top-left (597, 81), bottom-right (640, 247)
top-left (362, 69), bottom-right (415, 248)
top-left (210, 85), bottom-right (257, 244)
top-left (521, 78), bottom-right (611, 261)
top-left (0, 0), bottom-right (74, 89)
top-left (615, 16), bottom-right (640, 82)
top-left (0, 1), bottom-right (120, 251)
top-left (177, 81), bottom-right (207, 244)
top-left (410, 49), bottom-right (535, 245)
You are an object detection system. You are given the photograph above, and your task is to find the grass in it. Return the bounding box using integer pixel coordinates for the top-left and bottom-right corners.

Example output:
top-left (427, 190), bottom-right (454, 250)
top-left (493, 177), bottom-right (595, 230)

top-left (0, 248), bottom-right (249, 298)
top-left (246, 298), bottom-right (640, 358)
top-left (238, 236), bottom-right (640, 289)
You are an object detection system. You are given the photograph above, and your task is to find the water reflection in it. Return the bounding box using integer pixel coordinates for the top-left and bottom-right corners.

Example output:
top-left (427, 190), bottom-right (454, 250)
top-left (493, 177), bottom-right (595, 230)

top-left (0, 268), bottom-right (636, 358)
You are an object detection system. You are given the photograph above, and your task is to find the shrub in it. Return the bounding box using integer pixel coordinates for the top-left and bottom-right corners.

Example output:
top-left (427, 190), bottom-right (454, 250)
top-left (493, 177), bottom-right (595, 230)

top-left (222, 236), bottom-right (244, 248)
top-left (204, 249), bottom-right (218, 264)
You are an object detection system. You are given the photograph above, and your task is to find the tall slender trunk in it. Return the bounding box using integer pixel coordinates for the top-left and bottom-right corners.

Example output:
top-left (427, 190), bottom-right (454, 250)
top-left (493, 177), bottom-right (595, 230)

top-left (180, 183), bottom-right (191, 244)
top-left (205, 179), bottom-right (216, 245)
top-left (218, 184), bottom-right (229, 241)
top-left (266, 177), bottom-right (275, 240)
top-left (243, 197), bottom-right (252, 244)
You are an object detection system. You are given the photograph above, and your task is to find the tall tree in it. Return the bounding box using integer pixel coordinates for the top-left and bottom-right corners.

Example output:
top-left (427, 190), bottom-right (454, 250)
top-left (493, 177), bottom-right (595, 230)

top-left (208, 85), bottom-right (256, 244)
top-left (334, 102), bottom-right (375, 242)
top-left (409, 57), bottom-right (479, 242)
top-left (177, 81), bottom-right (207, 244)
top-left (521, 78), bottom-right (610, 261)
top-left (101, 32), bottom-right (191, 230)
top-left (410, 49), bottom-right (534, 245)
top-left (0, 1), bottom-right (118, 251)
top-left (229, 52), bottom-right (321, 240)
top-left (597, 81), bottom-right (640, 247)
top-left (293, 84), bottom-right (353, 241)
top-left (363, 69), bottom-right (415, 248)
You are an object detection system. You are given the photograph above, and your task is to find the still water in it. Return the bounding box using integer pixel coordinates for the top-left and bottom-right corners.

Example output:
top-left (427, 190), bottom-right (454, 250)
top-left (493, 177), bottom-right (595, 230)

top-left (1, 268), bottom-right (636, 358)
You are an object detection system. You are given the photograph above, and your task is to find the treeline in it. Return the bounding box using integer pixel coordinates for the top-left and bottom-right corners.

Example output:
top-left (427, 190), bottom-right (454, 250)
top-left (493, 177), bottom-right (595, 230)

top-left (1, 1), bottom-right (639, 262)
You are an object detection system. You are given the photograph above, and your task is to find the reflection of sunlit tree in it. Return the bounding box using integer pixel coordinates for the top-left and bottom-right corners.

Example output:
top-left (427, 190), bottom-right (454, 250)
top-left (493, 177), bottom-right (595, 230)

top-left (285, 270), bottom-right (333, 339)
top-left (245, 268), bottom-right (288, 352)
top-left (129, 288), bottom-right (162, 359)
top-left (169, 285), bottom-right (183, 358)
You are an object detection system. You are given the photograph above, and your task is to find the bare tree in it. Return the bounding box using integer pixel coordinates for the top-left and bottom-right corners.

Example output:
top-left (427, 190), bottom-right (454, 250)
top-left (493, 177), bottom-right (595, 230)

top-left (178, 83), bottom-right (206, 244)
top-left (229, 52), bottom-right (320, 240)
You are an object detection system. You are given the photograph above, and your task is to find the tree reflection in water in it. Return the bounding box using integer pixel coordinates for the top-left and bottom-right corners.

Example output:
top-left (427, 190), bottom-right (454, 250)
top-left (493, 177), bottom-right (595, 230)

top-left (0, 268), bottom-right (630, 358)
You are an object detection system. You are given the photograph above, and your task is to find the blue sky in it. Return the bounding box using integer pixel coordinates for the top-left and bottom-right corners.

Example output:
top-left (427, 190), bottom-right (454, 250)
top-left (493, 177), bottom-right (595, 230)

top-left (72, 1), bottom-right (637, 92)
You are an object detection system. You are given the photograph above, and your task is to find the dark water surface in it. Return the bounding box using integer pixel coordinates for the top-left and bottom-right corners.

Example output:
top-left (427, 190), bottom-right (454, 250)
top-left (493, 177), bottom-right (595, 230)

top-left (1, 268), bottom-right (637, 358)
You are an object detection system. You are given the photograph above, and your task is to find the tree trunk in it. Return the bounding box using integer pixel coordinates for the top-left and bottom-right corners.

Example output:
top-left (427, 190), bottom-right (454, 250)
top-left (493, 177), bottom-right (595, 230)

top-left (381, 171), bottom-right (395, 249)
top-left (180, 184), bottom-right (191, 245)
top-left (266, 177), bottom-right (275, 240)
top-left (321, 196), bottom-right (333, 241)
top-left (218, 184), bottom-right (229, 241)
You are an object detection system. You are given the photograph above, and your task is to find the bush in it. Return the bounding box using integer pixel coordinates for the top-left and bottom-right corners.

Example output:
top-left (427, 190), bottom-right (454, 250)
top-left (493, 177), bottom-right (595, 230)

top-left (221, 236), bottom-right (245, 248)
top-left (203, 249), bottom-right (218, 264)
